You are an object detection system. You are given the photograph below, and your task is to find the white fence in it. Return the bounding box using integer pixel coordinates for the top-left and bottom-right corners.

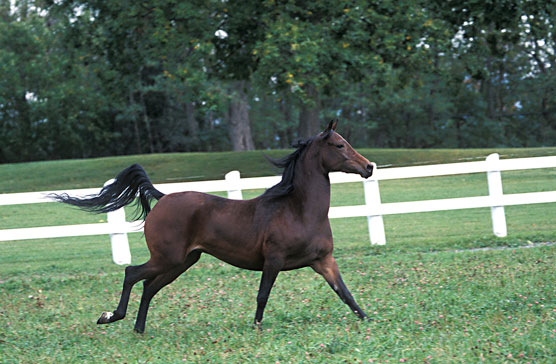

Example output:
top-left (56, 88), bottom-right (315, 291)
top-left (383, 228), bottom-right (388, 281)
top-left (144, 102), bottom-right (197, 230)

top-left (1, 153), bottom-right (556, 265)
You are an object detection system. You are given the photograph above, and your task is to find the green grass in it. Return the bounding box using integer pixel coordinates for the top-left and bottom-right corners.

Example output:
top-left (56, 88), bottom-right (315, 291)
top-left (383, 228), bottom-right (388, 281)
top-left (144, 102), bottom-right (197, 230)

top-left (1, 148), bottom-right (555, 363)
top-left (1, 147), bottom-right (555, 193)
top-left (1, 239), bottom-right (555, 363)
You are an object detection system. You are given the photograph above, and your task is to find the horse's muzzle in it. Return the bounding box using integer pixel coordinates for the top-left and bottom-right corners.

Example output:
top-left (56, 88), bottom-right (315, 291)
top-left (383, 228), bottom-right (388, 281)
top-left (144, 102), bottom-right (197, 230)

top-left (360, 162), bottom-right (375, 179)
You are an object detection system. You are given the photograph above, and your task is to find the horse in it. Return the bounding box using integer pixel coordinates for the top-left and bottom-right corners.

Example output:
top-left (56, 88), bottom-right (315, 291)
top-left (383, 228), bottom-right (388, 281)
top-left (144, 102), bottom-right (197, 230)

top-left (52, 120), bottom-right (375, 333)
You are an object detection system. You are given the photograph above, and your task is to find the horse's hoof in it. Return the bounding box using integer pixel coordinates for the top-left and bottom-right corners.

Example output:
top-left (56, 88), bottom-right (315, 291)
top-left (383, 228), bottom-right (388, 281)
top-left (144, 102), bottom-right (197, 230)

top-left (97, 311), bottom-right (114, 324)
top-left (133, 326), bottom-right (145, 334)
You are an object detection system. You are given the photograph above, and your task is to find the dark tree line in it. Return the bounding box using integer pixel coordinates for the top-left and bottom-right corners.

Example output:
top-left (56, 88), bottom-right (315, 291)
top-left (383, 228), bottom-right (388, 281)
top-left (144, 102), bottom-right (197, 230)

top-left (1, 0), bottom-right (555, 163)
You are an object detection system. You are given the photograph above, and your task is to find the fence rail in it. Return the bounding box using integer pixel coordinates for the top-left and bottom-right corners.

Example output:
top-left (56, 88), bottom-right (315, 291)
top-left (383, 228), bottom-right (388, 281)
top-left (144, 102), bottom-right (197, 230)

top-left (1, 153), bottom-right (555, 264)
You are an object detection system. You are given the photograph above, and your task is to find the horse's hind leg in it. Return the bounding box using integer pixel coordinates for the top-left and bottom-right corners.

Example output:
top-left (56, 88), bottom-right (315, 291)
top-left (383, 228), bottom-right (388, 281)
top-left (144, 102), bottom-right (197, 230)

top-left (97, 262), bottom-right (163, 324)
top-left (311, 254), bottom-right (368, 320)
top-left (133, 250), bottom-right (202, 333)
top-left (97, 263), bottom-right (156, 324)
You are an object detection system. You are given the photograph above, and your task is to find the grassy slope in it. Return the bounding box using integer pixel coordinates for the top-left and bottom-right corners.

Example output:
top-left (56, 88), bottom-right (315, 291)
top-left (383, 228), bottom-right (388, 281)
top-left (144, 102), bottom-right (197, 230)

top-left (1, 148), bottom-right (555, 363)
top-left (1, 147), bottom-right (555, 193)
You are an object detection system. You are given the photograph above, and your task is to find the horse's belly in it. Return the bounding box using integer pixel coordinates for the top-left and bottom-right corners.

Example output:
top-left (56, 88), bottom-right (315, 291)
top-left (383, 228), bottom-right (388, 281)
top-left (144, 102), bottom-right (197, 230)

top-left (204, 248), bottom-right (265, 271)
top-left (199, 227), bottom-right (265, 271)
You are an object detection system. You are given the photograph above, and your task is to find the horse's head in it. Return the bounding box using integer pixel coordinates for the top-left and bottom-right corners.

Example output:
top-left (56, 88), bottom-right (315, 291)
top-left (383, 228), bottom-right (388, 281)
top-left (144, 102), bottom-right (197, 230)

top-left (315, 120), bottom-right (375, 178)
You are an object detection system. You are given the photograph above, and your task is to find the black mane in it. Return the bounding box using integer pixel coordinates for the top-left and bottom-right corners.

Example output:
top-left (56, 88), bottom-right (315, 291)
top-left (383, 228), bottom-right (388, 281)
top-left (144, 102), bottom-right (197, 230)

top-left (262, 137), bottom-right (314, 199)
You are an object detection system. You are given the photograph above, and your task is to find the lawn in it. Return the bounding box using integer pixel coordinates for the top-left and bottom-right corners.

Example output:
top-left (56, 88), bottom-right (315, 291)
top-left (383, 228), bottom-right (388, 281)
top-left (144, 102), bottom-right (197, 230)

top-left (1, 236), bottom-right (554, 363)
top-left (1, 148), bottom-right (555, 363)
top-left (2, 147), bottom-right (555, 193)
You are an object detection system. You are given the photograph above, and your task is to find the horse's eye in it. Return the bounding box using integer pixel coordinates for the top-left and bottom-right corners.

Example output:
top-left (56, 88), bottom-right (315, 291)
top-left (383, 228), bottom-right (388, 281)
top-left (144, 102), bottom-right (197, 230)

top-left (336, 144), bottom-right (344, 149)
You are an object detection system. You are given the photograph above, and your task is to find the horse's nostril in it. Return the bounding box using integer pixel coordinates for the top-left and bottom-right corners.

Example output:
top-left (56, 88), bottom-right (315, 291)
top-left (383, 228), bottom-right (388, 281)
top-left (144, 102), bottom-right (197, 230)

top-left (366, 164), bottom-right (374, 173)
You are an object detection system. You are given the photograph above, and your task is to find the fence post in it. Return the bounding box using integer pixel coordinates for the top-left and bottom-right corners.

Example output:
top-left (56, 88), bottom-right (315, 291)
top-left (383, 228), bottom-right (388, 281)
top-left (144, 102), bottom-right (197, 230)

top-left (363, 177), bottom-right (386, 245)
top-left (105, 179), bottom-right (131, 265)
top-left (225, 171), bottom-right (243, 200)
top-left (486, 153), bottom-right (507, 237)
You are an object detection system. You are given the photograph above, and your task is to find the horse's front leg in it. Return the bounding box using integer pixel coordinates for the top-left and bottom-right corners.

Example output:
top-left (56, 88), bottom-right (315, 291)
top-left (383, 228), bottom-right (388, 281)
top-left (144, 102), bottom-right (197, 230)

top-left (311, 254), bottom-right (368, 320)
top-left (253, 257), bottom-right (283, 327)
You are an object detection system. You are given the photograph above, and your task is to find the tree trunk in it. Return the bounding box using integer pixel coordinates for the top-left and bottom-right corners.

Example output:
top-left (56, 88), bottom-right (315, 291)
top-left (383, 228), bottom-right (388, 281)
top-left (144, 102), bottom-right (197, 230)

top-left (455, 117), bottom-right (462, 148)
top-left (185, 101), bottom-right (198, 134)
top-left (139, 90), bottom-right (155, 154)
top-left (298, 84), bottom-right (321, 138)
top-left (278, 93), bottom-right (294, 147)
top-left (129, 90), bottom-right (142, 154)
top-left (228, 81), bottom-right (255, 151)
top-left (15, 92), bottom-right (32, 161)
top-left (185, 101), bottom-right (200, 150)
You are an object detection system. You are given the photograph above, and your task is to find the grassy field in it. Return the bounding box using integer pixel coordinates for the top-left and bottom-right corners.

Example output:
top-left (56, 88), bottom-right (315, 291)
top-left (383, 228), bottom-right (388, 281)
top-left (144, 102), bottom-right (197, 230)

top-left (1, 148), bottom-right (555, 363)
top-left (2, 147), bottom-right (556, 193)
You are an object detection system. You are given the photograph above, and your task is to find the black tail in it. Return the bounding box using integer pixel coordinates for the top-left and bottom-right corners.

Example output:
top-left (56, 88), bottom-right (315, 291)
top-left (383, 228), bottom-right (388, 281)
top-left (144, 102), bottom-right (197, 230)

top-left (50, 164), bottom-right (165, 220)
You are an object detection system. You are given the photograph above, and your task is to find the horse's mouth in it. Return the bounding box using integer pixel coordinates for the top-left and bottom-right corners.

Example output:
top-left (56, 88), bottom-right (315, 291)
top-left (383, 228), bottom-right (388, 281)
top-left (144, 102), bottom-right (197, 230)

top-left (359, 162), bottom-right (375, 178)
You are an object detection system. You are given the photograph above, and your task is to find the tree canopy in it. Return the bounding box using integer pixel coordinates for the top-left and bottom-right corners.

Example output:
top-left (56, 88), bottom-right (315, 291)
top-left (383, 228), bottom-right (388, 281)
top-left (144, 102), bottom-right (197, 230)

top-left (1, 0), bottom-right (555, 162)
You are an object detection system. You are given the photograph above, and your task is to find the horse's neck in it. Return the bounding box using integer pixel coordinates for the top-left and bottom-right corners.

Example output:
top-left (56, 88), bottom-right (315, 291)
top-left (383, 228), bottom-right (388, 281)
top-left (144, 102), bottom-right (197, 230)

top-left (292, 157), bottom-right (331, 216)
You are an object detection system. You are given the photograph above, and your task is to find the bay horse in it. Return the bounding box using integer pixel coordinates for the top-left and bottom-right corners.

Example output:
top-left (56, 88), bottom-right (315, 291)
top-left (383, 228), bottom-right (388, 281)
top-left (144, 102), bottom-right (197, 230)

top-left (53, 120), bottom-right (374, 333)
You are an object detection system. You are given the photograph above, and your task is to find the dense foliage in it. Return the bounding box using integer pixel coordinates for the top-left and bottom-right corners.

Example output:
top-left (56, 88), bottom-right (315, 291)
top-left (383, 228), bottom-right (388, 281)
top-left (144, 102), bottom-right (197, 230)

top-left (1, 0), bottom-right (555, 162)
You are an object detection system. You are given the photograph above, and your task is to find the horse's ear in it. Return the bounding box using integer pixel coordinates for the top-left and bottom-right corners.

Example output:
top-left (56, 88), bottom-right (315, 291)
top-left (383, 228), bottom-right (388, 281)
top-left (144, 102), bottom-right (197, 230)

top-left (323, 120), bottom-right (338, 133)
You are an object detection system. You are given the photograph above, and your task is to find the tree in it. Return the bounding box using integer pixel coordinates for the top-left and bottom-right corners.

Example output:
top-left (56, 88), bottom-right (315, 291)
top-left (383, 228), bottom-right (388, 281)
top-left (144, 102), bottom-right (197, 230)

top-left (53, 0), bottom-right (230, 154)
top-left (252, 0), bottom-right (436, 139)
top-left (211, 1), bottom-right (268, 150)
top-left (2, 0), bottom-right (555, 163)
top-left (0, 1), bottom-right (110, 162)
top-left (431, 0), bottom-right (556, 146)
